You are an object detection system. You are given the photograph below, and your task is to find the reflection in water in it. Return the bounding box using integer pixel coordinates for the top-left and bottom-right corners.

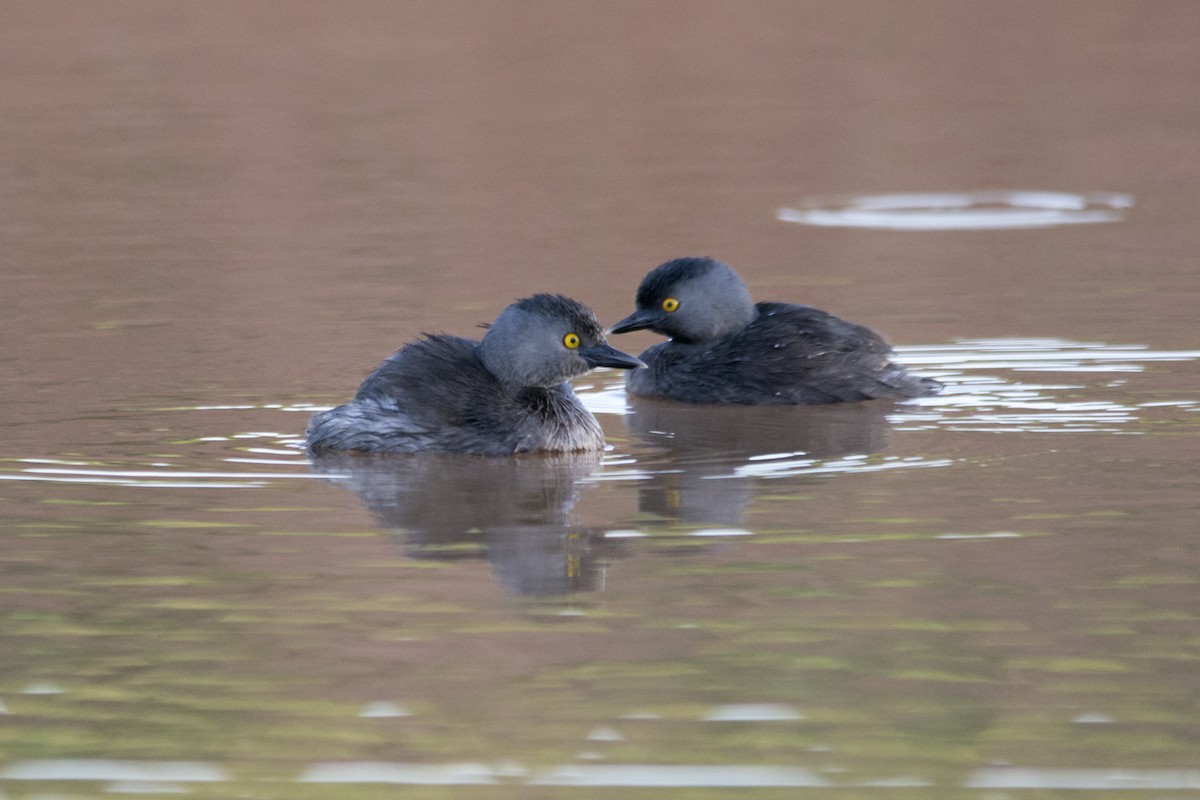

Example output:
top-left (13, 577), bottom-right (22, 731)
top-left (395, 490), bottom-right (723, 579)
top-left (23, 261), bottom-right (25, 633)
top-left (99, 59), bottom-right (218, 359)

top-left (892, 339), bottom-right (1200, 433)
top-left (622, 399), bottom-right (897, 525)
top-left (965, 768), bottom-right (1200, 791)
top-left (299, 761), bottom-right (500, 785)
top-left (0, 759), bottom-right (228, 783)
top-left (585, 337), bottom-right (1200, 526)
top-left (701, 703), bottom-right (804, 721)
top-left (777, 190), bottom-right (1132, 230)
top-left (527, 764), bottom-right (833, 787)
top-left (310, 451), bottom-right (614, 595)
top-left (629, 396), bottom-right (895, 458)
top-left (8, 759), bottom-right (1196, 790)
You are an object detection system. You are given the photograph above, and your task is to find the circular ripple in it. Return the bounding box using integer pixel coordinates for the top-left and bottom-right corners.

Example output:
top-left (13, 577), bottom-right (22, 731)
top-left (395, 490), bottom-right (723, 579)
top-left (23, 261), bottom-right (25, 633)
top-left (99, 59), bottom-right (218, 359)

top-left (777, 191), bottom-right (1132, 230)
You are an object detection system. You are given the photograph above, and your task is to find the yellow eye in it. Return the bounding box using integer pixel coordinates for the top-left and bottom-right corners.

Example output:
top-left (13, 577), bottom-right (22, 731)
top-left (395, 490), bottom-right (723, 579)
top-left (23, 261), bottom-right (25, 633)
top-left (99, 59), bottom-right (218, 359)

top-left (662, 297), bottom-right (680, 313)
top-left (563, 332), bottom-right (581, 349)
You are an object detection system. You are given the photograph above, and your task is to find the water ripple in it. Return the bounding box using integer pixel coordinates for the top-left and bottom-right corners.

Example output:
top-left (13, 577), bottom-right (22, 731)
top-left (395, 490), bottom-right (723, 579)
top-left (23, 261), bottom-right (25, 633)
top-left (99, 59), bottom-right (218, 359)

top-left (778, 191), bottom-right (1132, 230)
top-left (890, 338), bottom-right (1199, 434)
top-left (5, 758), bottom-right (1194, 790)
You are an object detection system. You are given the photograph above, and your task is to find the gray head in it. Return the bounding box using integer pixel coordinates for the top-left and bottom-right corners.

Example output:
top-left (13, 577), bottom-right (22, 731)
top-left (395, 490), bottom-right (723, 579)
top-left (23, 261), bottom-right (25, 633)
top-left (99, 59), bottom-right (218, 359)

top-left (609, 257), bottom-right (757, 344)
top-left (477, 294), bottom-right (645, 390)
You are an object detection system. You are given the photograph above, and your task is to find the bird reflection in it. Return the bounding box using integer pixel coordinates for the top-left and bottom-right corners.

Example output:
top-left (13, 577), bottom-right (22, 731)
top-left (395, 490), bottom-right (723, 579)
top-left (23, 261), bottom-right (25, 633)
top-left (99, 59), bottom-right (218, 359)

top-left (625, 397), bottom-right (895, 525)
top-left (310, 451), bottom-right (612, 595)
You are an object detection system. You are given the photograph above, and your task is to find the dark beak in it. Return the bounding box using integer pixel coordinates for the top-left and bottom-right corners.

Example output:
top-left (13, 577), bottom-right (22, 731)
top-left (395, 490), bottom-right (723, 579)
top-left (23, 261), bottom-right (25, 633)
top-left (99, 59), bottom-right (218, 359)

top-left (579, 343), bottom-right (646, 370)
top-left (608, 308), bottom-right (659, 335)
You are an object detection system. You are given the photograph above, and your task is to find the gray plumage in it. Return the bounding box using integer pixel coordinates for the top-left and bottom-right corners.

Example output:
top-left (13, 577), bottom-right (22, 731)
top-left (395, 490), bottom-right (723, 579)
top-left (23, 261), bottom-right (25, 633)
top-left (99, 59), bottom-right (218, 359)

top-left (307, 294), bottom-right (643, 455)
top-left (610, 257), bottom-right (941, 405)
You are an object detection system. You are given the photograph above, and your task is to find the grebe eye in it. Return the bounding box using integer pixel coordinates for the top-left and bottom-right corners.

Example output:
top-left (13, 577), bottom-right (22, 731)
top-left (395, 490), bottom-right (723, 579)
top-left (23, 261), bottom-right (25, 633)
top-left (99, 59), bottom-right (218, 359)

top-left (662, 297), bottom-right (679, 313)
top-left (563, 332), bottom-right (581, 349)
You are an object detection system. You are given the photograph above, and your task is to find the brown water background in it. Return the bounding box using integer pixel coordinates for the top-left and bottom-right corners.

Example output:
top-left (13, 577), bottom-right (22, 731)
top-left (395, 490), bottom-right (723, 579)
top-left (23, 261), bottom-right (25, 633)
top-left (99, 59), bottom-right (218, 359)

top-left (2, 2), bottom-right (1199, 796)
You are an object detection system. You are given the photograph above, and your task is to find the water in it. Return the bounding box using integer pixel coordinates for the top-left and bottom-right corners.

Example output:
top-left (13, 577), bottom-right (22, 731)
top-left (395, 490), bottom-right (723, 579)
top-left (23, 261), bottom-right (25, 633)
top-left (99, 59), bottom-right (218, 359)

top-left (3, 3), bottom-right (1200, 796)
top-left (777, 191), bottom-right (1135, 230)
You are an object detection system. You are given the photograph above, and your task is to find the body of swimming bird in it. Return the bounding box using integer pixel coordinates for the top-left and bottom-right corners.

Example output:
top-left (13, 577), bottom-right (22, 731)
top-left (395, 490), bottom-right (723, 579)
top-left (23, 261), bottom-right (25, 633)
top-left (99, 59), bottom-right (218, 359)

top-left (609, 257), bottom-right (940, 405)
top-left (307, 294), bottom-right (644, 455)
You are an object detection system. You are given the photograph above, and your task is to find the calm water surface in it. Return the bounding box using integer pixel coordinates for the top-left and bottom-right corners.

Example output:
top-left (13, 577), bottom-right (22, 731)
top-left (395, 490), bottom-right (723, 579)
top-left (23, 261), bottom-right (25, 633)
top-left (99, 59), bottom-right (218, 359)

top-left (3, 3), bottom-right (1200, 797)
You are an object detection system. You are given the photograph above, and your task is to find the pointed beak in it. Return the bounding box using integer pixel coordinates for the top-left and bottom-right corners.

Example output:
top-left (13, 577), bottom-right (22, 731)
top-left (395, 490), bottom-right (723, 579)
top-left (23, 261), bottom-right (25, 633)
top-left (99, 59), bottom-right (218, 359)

top-left (608, 308), bottom-right (659, 335)
top-left (579, 343), bottom-right (646, 370)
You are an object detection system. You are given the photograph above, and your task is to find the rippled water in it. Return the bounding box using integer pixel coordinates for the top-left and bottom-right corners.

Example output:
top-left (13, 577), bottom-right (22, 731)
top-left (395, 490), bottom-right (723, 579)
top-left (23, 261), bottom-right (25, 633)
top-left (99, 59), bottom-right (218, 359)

top-left (777, 191), bottom-right (1134, 230)
top-left (4, 3), bottom-right (1200, 797)
top-left (6, 336), bottom-right (1198, 792)
top-left (7, 337), bottom-right (1191, 495)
